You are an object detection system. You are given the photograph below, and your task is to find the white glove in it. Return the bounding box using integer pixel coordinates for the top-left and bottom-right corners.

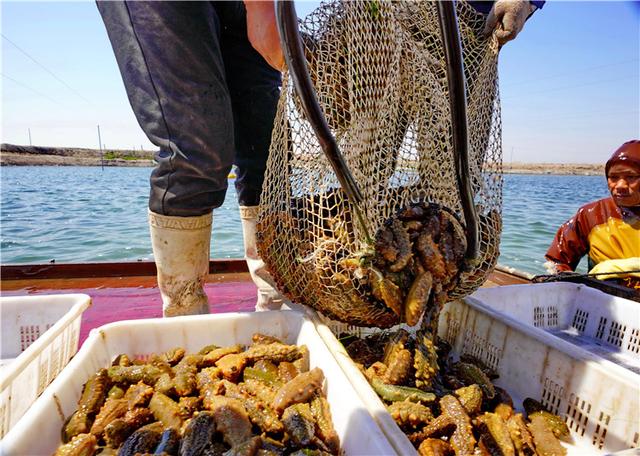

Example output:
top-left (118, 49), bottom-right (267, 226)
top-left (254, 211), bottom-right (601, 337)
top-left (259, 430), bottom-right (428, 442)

top-left (484, 0), bottom-right (537, 46)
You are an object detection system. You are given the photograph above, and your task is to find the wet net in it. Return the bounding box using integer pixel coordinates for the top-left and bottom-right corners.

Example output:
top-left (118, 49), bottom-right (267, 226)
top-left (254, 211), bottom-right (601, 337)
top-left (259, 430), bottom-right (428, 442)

top-left (257, 0), bottom-right (503, 328)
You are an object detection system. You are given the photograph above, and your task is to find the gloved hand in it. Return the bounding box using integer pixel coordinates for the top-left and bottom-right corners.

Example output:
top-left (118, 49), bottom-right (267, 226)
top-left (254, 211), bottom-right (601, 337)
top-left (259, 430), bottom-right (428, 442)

top-left (244, 0), bottom-right (285, 71)
top-left (543, 260), bottom-right (572, 275)
top-left (483, 0), bottom-right (537, 46)
top-left (589, 257), bottom-right (640, 281)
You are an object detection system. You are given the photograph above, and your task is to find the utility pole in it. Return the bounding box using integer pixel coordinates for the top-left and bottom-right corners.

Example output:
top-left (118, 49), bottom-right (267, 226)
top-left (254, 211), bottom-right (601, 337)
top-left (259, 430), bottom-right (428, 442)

top-left (97, 125), bottom-right (104, 171)
top-left (28, 128), bottom-right (32, 146)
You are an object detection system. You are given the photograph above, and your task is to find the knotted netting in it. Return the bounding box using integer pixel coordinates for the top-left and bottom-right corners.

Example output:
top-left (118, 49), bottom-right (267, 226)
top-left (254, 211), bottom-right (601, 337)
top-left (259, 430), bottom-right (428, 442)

top-left (257, 0), bottom-right (503, 328)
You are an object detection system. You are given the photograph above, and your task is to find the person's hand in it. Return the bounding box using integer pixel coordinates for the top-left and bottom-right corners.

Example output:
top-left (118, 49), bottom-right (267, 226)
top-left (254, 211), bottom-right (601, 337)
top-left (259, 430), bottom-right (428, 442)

top-left (543, 260), bottom-right (571, 275)
top-left (483, 0), bottom-right (537, 46)
top-left (244, 0), bottom-right (285, 71)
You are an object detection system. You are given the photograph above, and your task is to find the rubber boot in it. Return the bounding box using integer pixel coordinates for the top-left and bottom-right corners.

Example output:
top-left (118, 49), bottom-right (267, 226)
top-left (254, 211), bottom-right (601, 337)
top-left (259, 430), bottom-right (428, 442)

top-left (148, 210), bottom-right (212, 317)
top-left (239, 206), bottom-right (287, 311)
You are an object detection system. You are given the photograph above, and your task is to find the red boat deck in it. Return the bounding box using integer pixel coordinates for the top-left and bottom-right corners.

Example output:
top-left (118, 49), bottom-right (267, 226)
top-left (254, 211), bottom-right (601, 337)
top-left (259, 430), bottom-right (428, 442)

top-left (0, 260), bottom-right (528, 345)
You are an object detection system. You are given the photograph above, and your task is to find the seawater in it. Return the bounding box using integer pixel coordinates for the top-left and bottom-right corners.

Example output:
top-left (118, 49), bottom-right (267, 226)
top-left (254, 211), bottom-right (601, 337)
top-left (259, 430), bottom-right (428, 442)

top-left (0, 166), bottom-right (608, 275)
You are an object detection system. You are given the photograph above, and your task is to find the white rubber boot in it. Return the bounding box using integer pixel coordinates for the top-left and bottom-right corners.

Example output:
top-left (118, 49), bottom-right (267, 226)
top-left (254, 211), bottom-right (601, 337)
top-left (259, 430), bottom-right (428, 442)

top-left (239, 206), bottom-right (287, 311)
top-left (148, 210), bottom-right (212, 317)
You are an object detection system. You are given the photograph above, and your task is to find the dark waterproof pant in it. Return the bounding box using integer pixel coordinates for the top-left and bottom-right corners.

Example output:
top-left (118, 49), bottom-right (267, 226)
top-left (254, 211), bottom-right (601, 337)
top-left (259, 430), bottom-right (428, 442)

top-left (97, 1), bottom-right (281, 215)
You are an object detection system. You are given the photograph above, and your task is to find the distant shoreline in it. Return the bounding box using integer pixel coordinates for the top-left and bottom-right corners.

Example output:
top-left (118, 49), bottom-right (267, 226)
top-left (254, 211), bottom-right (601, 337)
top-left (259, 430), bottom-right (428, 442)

top-left (502, 162), bottom-right (603, 176)
top-left (0, 143), bottom-right (155, 167)
top-left (1, 143), bottom-right (604, 175)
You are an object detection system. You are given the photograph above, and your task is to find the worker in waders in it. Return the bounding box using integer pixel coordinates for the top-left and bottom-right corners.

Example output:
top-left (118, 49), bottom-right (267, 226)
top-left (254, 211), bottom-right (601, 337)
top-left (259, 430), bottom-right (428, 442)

top-left (97, 0), bottom-right (542, 316)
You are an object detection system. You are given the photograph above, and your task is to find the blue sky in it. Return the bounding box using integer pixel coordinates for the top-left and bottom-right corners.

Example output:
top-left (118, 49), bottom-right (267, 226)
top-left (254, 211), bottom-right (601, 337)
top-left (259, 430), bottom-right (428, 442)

top-left (1, 1), bottom-right (638, 163)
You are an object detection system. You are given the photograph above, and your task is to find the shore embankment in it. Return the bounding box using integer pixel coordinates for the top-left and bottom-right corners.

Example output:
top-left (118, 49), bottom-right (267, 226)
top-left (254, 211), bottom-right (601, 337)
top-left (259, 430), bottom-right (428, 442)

top-left (0, 143), bottom-right (155, 167)
top-left (1, 144), bottom-right (604, 175)
top-left (502, 162), bottom-right (603, 175)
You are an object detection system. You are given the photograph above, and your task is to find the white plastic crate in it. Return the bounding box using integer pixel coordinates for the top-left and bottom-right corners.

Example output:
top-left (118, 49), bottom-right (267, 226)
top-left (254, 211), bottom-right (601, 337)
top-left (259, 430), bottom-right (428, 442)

top-left (0, 293), bottom-right (91, 439)
top-left (441, 296), bottom-right (640, 454)
top-left (312, 294), bottom-right (640, 456)
top-left (0, 311), bottom-right (397, 456)
top-left (469, 283), bottom-right (640, 374)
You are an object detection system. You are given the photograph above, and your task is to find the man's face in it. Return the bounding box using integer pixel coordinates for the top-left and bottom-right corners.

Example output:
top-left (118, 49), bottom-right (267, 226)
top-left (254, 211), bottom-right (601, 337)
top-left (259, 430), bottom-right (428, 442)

top-left (607, 163), bottom-right (640, 207)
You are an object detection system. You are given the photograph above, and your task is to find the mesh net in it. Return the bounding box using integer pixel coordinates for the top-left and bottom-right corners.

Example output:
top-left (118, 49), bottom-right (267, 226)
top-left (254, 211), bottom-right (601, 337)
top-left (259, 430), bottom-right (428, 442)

top-left (257, 0), bottom-right (503, 328)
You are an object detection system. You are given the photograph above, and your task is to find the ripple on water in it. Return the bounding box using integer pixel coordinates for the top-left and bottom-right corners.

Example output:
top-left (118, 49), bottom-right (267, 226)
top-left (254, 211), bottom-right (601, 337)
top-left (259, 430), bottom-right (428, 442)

top-left (1, 168), bottom-right (609, 272)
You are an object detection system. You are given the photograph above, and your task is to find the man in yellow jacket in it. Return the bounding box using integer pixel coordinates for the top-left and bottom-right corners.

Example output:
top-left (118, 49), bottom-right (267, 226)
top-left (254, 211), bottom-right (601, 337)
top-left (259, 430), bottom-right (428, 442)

top-left (545, 140), bottom-right (640, 290)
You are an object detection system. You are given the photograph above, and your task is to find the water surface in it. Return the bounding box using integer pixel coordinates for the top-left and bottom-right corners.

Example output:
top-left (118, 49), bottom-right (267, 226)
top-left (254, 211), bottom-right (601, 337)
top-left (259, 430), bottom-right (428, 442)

top-left (1, 167), bottom-right (608, 275)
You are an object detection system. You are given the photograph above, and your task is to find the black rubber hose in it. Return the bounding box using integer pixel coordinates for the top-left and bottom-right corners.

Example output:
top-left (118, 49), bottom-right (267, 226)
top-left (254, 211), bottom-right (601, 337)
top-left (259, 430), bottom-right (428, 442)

top-left (436, 2), bottom-right (479, 264)
top-left (275, 0), bottom-right (364, 205)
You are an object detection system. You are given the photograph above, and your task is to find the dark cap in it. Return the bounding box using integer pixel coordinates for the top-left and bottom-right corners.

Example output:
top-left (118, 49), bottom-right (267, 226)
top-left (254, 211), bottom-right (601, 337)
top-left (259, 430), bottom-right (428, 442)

top-left (605, 140), bottom-right (640, 176)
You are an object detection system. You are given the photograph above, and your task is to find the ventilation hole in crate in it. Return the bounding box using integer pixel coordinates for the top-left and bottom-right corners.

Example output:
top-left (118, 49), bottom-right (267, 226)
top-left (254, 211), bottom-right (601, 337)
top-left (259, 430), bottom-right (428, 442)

top-left (20, 325), bottom-right (41, 351)
top-left (566, 394), bottom-right (590, 437)
top-left (69, 329), bottom-right (79, 356)
top-left (38, 360), bottom-right (48, 395)
top-left (462, 331), bottom-right (486, 360)
top-left (542, 378), bottom-right (563, 414)
top-left (547, 306), bottom-right (559, 327)
top-left (461, 331), bottom-right (501, 370)
top-left (593, 425), bottom-right (607, 450)
top-left (461, 330), bottom-right (476, 356)
top-left (57, 343), bottom-right (65, 369)
top-left (606, 322), bottom-right (626, 348)
top-left (571, 309), bottom-right (589, 333)
top-left (627, 328), bottom-right (640, 354)
top-left (0, 404), bottom-right (6, 438)
top-left (484, 344), bottom-right (502, 371)
top-left (595, 317), bottom-right (607, 340)
top-left (348, 325), bottom-right (364, 337)
top-left (534, 306), bottom-right (545, 327)
top-left (445, 315), bottom-right (461, 345)
top-left (50, 347), bottom-right (61, 379)
top-left (327, 321), bottom-right (366, 339)
top-left (592, 412), bottom-right (610, 450)
top-left (60, 333), bottom-right (69, 360)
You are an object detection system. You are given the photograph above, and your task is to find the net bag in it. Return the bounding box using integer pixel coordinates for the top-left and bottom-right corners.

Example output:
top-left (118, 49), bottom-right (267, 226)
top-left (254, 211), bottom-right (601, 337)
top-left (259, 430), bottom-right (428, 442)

top-left (257, 0), bottom-right (503, 328)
